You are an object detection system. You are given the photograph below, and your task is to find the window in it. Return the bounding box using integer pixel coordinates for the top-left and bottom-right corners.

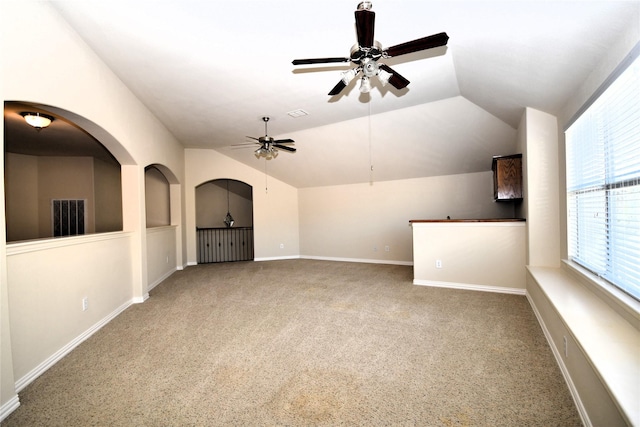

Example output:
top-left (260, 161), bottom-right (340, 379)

top-left (53, 199), bottom-right (86, 237)
top-left (566, 52), bottom-right (640, 301)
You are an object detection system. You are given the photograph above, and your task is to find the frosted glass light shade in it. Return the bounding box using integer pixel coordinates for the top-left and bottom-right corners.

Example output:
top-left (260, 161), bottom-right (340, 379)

top-left (21, 112), bottom-right (54, 130)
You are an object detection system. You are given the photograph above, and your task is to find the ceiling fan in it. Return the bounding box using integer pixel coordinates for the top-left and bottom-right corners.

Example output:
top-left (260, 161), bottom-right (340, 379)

top-left (243, 117), bottom-right (296, 160)
top-left (292, 1), bottom-right (449, 95)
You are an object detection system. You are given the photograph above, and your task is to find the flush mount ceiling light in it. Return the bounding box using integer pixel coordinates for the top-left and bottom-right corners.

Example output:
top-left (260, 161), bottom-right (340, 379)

top-left (20, 112), bottom-right (54, 131)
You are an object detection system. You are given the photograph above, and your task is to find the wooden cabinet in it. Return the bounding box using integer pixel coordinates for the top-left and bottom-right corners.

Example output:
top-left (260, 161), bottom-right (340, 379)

top-left (492, 154), bottom-right (522, 202)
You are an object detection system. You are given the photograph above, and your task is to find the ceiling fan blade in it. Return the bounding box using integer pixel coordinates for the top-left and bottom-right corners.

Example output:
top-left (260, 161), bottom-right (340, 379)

top-left (328, 79), bottom-right (348, 96)
top-left (292, 57), bottom-right (350, 65)
top-left (355, 8), bottom-right (375, 48)
top-left (274, 144), bottom-right (296, 152)
top-left (378, 64), bottom-right (410, 90)
top-left (274, 139), bottom-right (295, 144)
top-left (246, 136), bottom-right (260, 141)
top-left (384, 32), bottom-right (449, 57)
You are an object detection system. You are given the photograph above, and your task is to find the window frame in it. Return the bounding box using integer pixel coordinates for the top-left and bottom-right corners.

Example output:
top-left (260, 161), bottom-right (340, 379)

top-left (564, 43), bottom-right (640, 305)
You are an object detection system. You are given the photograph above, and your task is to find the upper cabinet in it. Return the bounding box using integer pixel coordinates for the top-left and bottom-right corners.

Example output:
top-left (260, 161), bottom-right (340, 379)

top-left (492, 154), bottom-right (523, 202)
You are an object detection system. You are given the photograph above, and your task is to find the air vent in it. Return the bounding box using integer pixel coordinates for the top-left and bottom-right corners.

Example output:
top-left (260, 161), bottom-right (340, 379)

top-left (287, 109), bottom-right (309, 118)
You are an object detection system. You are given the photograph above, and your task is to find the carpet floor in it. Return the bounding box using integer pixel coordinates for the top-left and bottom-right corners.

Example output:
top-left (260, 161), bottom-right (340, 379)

top-left (2, 259), bottom-right (581, 426)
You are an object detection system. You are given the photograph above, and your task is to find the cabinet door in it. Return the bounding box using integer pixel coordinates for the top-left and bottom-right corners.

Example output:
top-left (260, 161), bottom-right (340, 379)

top-left (493, 155), bottom-right (522, 201)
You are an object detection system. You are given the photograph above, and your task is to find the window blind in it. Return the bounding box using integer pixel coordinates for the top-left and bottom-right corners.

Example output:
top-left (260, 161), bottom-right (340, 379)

top-left (566, 53), bottom-right (640, 300)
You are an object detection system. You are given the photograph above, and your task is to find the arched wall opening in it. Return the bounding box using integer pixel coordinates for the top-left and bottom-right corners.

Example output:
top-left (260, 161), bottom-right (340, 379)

top-left (3, 101), bottom-right (131, 242)
top-left (144, 163), bottom-right (184, 290)
top-left (195, 179), bottom-right (253, 263)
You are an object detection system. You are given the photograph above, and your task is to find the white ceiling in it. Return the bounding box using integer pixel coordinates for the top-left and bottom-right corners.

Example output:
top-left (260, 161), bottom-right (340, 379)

top-left (10, 1), bottom-right (638, 188)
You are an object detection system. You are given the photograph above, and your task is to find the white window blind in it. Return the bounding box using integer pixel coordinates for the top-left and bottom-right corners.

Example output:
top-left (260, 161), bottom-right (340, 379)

top-left (566, 53), bottom-right (640, 301)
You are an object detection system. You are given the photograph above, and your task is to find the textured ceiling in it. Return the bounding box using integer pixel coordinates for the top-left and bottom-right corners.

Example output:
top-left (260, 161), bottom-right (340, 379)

top-left (6, 1), bottom-right (639, 188)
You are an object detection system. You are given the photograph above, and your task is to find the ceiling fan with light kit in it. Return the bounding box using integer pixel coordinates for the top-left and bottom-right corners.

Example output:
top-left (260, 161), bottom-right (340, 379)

top-left (235, 117), bottom-right (296, 160)
top-left (292, 1), bottom-right (449, 95)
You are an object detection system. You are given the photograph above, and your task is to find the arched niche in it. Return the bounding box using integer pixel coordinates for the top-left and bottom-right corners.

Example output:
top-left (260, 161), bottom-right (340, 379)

top-left (145, 164), bottom-right (180, 228)
top-left (195, 179), bottom-right (254, 263)
top-left (195, 179), bottom-right (253, 228)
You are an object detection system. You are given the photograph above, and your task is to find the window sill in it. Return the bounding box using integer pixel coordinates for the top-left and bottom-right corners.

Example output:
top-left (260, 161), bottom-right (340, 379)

top-left (562, 260), bottom-right (639, 329)
top-left (527, 264), bottom-right (639, 426)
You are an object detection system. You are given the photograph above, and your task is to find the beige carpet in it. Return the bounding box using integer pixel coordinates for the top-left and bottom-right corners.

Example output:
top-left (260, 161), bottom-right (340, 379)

top-left (2, 259), bottom-right (581, 426)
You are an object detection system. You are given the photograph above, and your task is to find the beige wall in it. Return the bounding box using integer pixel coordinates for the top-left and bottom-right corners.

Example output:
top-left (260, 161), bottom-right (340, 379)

top-left (37, 156), bottom-right (95, 236)
top-left (6, 234), bottom-right (134, 385)
top-left (521, 21), bottom-right (639, 424)
top-left (4, 154), bottom-right (38, 242)
top-left (94, 158), bottom-right (122, 233)
top-left (522, 108), bottom-right (560, 268)
top-left (1, 1), bottom-right (186, 414)
top-left (196, 180), bottom-right (253, 229)
top-left (299, 172), bottom-right (516, 263)
top-left (412, 222), bottom-right (526, 291)
top-left (5, 154), bottom-right (122, 241)
top-left (185, 149), bottom-right (299, 263)
top-left (146, 226), bottom-right (177, 291)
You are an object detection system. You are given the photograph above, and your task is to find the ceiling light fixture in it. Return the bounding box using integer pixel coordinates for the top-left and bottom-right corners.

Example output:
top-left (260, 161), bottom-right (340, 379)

top-left (255, 145), bottom-right (278, 160)
top-left (20, 112), bottom-right (54, 131)
top-left (359, 76), bottom-right (372, 93)
top-left (340, 68), bottom-right (358, 86)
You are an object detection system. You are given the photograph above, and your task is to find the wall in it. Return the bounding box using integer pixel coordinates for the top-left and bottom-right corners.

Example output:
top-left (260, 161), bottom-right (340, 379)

top-left (94, 158), bottom-right (122, 233)
top-left (4, 153), bottom-right (38, 242)
top-left (185, 149), bottom-right (299, 263)
top-left (412, 221), bottom-right (526, 292)
top-left (521, 23), bottom-right (640, 423)
top-left (5, 154), bottom-right (122, 241)
top-left (37, 156), bottom-right (95, 236)
top-left (1, 1), bottom-right (186, 416)
top-left (522, 108), bottom-right (560, 267)
top-left (6, 234), bottom-right (134, 387)
top-left (146, 226), bottom-right (177, 291)
top-left (196, 180), bottom-right (253, 228)
top-left (299, 171), bottom-right (516, 264)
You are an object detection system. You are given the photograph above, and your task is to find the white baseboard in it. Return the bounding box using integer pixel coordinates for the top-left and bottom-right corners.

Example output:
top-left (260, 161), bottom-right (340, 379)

top-left (132, 293), bottom-right (149, 304)
top-left (413, 279), bottom-right (526, 295)
top-left (0, 395), bottom-right (20, 422)
top-left (147, 267), bottom-right (177, 293)
top-left (526, 293), bottom-right (591, 427)
top-left (254, 255), bottom-right (301, 262)
top-left (300, 255), bottom-right (413, 266)
top-left (14, 299), bottom-right (132, 393)
top-left (191, 256), bottom-right (412, 266)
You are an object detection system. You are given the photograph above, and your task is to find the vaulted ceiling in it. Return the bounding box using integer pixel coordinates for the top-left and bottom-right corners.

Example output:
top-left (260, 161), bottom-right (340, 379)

top-left (6, 1), bottom-right (639, 188)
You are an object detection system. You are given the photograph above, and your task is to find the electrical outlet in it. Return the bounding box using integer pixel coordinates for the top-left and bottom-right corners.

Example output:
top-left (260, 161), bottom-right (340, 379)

top-left (436, 260), bottom-right (442, 269)
top-left (384, 245), bottom-right (390, 252)
top-left (279, 243), bottom-right (284, 249)
top-left (82, 297), bottom-right (89, 311)
top-left (373, 246), bottom-right (378, 252)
